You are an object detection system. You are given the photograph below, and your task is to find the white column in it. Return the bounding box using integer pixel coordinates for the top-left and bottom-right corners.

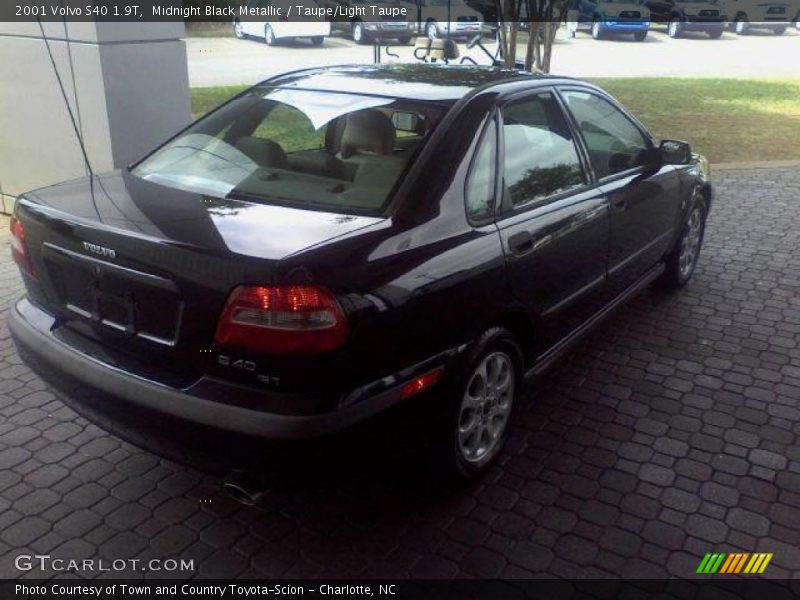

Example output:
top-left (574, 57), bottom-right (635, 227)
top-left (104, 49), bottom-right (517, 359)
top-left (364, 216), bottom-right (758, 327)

top-left (0, 21), bottom-right (191, 214)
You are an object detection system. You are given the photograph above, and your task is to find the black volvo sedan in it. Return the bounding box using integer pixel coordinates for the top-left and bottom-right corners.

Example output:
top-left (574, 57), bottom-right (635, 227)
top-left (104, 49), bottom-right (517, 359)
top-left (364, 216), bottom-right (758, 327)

top-left (9, 64), bottom-right (711, 478)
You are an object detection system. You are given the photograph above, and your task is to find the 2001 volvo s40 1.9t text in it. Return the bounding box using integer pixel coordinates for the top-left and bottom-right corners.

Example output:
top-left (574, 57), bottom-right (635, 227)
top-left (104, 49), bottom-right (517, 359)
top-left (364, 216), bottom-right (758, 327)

top-left (9, 64), bottom-right (711, 478)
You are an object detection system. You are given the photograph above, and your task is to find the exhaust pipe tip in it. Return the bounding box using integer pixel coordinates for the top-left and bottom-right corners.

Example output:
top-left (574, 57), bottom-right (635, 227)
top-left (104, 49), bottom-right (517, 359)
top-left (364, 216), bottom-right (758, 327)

top-left (223, 472), bottom-right (266, 506)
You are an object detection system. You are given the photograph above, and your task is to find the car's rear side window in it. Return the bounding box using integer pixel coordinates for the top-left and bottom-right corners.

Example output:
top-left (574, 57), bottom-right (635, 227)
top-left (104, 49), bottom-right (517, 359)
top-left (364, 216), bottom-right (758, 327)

top-left (561, 90), bottom-right (651, 179)
top-left (465, 117), bottom-right (497, 222)
top-left (501, 93), bottom-right (585, 210)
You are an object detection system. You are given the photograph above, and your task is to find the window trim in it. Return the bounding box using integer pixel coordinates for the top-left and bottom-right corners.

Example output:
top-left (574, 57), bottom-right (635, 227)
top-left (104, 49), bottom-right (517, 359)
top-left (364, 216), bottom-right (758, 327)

top-left (556, 85), bottom-right (657, 186)
top-left (495, 88), bottom-right (594, 219)
top-left (464, 109), bottom-right (501, 226)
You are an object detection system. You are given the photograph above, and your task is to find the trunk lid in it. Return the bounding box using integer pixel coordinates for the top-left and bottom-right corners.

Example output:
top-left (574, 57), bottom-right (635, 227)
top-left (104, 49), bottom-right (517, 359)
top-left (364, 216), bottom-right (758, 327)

top-left (17, 170), bottom-right (383, 383)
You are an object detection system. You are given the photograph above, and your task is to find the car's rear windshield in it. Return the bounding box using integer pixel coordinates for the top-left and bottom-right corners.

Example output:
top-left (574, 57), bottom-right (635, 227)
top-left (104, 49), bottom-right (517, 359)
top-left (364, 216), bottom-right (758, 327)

top-left (133, 87), bottom-right (448, 214)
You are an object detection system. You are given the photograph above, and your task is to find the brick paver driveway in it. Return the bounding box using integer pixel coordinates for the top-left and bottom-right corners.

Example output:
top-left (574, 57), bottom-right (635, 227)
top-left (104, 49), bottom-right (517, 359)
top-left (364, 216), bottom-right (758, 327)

top-left (1, 167), bottom-right (799, 580)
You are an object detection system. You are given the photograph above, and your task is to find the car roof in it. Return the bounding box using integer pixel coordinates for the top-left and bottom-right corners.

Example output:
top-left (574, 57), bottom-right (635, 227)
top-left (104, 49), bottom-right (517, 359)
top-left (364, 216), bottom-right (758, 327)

top-left (261, 64), bottom-right (576, 102)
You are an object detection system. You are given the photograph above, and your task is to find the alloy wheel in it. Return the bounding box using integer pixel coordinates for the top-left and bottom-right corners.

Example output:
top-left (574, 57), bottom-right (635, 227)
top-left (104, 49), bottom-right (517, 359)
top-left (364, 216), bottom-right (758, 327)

top-left (457, 351), bottom-right (515, 464)
top-left (679, 207), bottom-right (704, 279)
top-left (427, 22), bottom-right (439, 40)
top-left (234, 21), bottom-right (244, 39)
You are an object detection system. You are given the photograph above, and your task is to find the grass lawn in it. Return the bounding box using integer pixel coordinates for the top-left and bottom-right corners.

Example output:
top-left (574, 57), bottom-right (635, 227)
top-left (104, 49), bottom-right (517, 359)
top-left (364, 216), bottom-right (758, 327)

top-left (191, 78), bottom-right (800, 164)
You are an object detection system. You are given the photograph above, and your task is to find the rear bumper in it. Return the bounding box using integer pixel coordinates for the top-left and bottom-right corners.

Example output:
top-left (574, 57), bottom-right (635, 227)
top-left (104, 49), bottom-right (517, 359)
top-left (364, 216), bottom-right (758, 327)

top-left (684, 18), bottom-right (725, 29)
top-left (601, 21), bottom-right (650, 31)
top-left (9, 297), bottom-right (457, 441)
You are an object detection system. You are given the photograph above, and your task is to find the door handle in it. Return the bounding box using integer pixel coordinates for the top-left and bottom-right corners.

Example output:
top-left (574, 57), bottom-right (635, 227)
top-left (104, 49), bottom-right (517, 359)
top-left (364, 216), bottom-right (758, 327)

top-left (508, 231), bottom-right (534, 256)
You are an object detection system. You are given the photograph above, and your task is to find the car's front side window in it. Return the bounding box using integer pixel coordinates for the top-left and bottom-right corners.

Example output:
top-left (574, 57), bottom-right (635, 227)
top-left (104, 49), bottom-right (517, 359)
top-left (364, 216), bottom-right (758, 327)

top-left (501, 92), bottom-right (585, 210)
top-left (561, 90), bottom-right (652, 179)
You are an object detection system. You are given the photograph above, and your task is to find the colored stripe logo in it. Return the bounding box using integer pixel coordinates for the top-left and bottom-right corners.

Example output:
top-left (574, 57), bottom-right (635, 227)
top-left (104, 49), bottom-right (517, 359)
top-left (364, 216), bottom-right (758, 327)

top-left (696, 552), bottom-right (773, 574)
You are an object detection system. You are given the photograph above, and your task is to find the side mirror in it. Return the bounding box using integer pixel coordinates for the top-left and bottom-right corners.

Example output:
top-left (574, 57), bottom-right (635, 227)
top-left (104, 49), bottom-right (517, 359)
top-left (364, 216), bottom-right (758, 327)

top-left (660, 139), bottom-right (692, 165)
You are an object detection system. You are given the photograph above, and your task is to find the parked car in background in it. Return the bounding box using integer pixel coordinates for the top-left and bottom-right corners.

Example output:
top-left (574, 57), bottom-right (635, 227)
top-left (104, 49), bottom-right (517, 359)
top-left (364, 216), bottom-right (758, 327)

top-left (644, 0), bottom-right (727, 37)
top-left (721, 0), bottom-right (792, 33)
top-left (415, 0), bottom-right (484, 40)
top-left (324, 0), bottom-right (416, 44)
top-left (576, 0), bottom-right (651, 40)
top-left (9, 64), bottom-right (712, 478)
top-left (234, 0), bottom-right (332, 46)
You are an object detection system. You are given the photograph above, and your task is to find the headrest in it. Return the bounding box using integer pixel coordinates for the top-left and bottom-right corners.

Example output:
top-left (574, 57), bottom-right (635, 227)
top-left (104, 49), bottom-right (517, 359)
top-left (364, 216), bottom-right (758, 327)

top-left (235, 136), bottom-right (289, 169)
top-left (340, 109), bottom-right (396, 159)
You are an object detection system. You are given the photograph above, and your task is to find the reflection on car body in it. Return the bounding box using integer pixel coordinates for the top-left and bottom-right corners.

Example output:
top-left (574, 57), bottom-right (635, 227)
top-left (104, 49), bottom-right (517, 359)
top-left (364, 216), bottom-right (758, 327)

top-left (9, 65), bottom-right (712, 479)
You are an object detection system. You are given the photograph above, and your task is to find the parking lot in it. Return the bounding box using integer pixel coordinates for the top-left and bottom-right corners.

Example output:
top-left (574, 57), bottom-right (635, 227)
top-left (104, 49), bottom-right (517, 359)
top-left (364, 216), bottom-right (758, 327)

top-left (187, 26), bottom-right (800, 87)
top-left (1, 166), bottom-right (799, 579)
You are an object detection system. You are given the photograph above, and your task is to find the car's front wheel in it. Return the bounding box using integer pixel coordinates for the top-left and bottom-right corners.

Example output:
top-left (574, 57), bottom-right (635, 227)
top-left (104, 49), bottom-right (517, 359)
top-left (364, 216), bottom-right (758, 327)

top-left (398, 36), bottom-right (412, 44)
top-left (436, 328), bottom-right (522, 479)
top-left (772, 25), bottom-right (786, 35)
top-left (311, 36), bottom-right (324, 46)
top-left (634, 30), bottom-right (647, 41)
top-left (708, 26), bottom-right (724, 38)
top-left (234, 20), bottom-right (246, 40)
top-left (734, 15), bottom-right (749, 34)
top-left (668, 17), bottom-right (684, 38)
top-left (591, 19), bottom-right (604, 39)
top-left (659, 195), bottom-right (707, 288)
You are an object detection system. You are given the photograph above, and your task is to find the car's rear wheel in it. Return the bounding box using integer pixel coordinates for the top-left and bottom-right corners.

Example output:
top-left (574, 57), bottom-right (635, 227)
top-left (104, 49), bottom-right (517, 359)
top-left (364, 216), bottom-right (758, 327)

top-left (668, 17), bottom-right (683, 38)
top-left (735, 15), bottom-right (749, 34)
top-left (352, 22), bottom-right (369, 45)
top-left (264, 24), bottom-right (276, 46)
top-left (772, 25), bottom-right (786, 35)
top-left (234, 20), bottom-right (246, 40)
top-left (436, 328), bottom-right (522, 479)
top-left (634, 30), bottom-right (647, 41)
top-left (591, 19), bottom-right (604, 39)
top-left (311, 36), bottom-right (324, 46)
top-left (659, 195), bottom-right (707, 288)
top-left (426, 21), bottom-right (440, 40)
top-left (398, 36), bottom-right (412, 44)
top-left (708, 27), bottom-right (724, 38)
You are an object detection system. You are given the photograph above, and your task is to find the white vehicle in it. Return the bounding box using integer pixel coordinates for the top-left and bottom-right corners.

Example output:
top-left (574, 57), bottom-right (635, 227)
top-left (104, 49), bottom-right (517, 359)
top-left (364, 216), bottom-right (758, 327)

top-left (234, 0), bottom-right (332, 46)
top-left (415, 0), bottom-right (484, 40)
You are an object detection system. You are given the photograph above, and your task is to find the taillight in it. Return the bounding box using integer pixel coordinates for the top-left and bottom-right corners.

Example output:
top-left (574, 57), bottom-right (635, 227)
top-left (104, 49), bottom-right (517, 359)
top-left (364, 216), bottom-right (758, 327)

top-left (9, 216), bottom-right (37, 278)
top-left (214, 285), bottom-right (347, 354)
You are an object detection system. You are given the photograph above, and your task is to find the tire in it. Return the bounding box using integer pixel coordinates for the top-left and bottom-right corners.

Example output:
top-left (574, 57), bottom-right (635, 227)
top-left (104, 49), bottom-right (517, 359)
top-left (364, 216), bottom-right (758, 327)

top-left (234, 20), bottom-right (246, 40)
top-left (311, 36), bottom-right (324, 46)
top-left (591, 19), bottom-right (604, 40)
top-left (734, 15), bottom-right (749, 35)
top-left (264, 24), bottom-right (276, 46)
top-left (426, 21), bottom-right (439, 40)
top-left (634, 30), bottom-right (648, 41)
top-left (668, 17), bottom-right (683, 38)
top-left (398, 36), bottom-right (412, 44)
top-left (708, 27), bottom-right (724, 39)
top-left (352, 22), bottom-right (369, 45)
top-left (434, 328), bottom-right (523, 480)
top-left (658, 194), bottom-right (707, 288)
top-left (773, 26), bottom-right (786, 35)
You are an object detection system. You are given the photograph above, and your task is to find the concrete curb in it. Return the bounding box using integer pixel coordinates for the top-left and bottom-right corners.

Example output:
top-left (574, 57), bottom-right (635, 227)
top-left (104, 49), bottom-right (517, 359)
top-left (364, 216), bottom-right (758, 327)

top-left (713, 160), bottom-right (800, 171)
